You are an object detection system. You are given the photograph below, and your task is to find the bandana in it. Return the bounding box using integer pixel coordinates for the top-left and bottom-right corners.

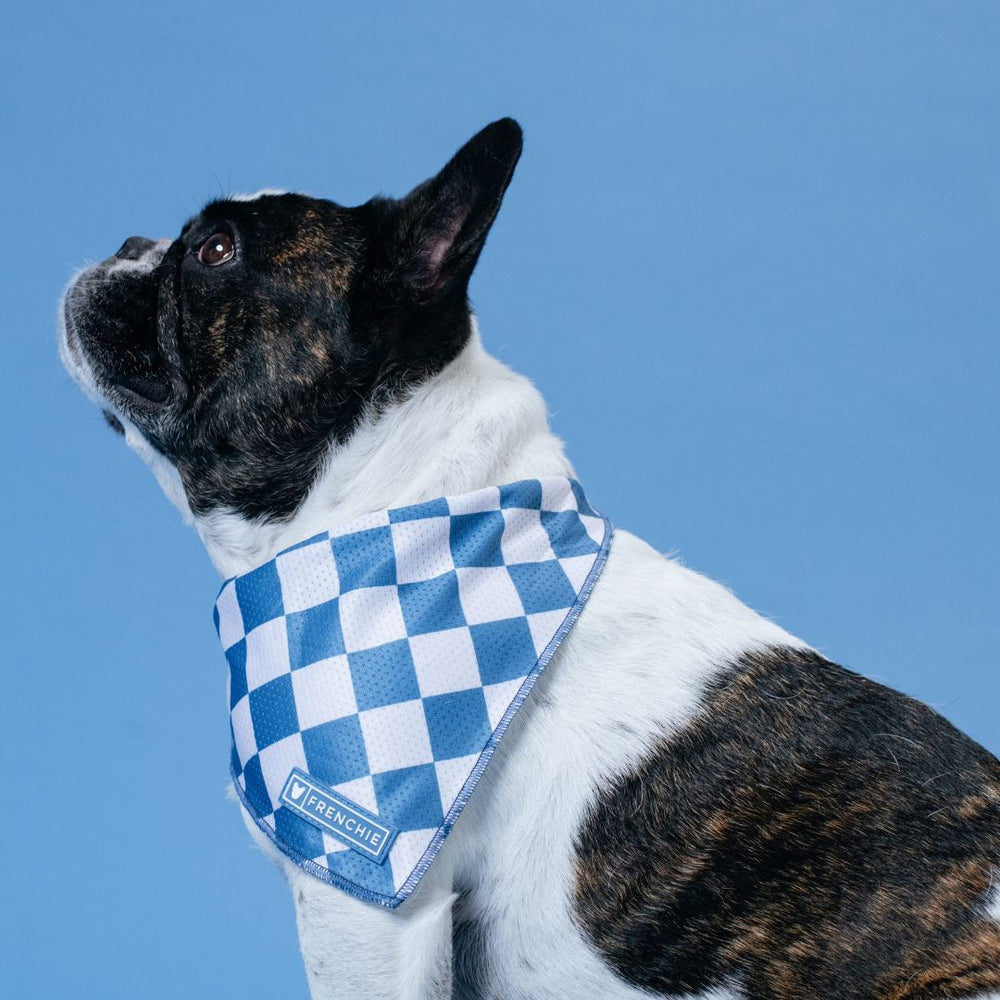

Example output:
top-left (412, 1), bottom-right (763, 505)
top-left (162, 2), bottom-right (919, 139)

top-left (214, 477), bottom-right (612, 908)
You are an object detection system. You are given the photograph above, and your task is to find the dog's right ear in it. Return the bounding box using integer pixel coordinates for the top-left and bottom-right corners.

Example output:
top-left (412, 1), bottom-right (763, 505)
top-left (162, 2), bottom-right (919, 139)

top-left (373, 118), bottom-right (523, 305)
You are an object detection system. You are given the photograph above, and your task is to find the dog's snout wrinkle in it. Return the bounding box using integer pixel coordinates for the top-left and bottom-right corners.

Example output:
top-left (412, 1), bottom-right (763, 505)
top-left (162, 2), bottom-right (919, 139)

top-left (115, 236), bottom-right (157, 261)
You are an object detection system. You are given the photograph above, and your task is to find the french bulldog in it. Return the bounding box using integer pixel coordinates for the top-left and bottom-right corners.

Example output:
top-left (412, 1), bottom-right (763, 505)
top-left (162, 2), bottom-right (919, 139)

top-left (60, 118), bottom-right (1000, 999)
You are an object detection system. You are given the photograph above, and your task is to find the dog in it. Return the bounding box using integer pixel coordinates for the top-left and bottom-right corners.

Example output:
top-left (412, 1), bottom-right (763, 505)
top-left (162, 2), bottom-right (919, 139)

top-left (60, 118), bottom-right (1000, 999)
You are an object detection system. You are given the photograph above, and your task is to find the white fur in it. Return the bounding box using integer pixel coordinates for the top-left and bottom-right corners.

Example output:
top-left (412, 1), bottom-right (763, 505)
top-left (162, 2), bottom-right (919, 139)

top-left (228, 187), bottom-right (290, 202)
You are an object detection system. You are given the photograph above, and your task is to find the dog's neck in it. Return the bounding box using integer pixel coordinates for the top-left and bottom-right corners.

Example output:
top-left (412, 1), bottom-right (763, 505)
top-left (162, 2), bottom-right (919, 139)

top-left (185, 327), bottom-right (573, 578)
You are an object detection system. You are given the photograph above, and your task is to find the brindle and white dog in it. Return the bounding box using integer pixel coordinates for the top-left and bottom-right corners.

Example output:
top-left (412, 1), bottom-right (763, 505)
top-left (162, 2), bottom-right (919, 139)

top-left (60, 119), bottom-right (1000, 999)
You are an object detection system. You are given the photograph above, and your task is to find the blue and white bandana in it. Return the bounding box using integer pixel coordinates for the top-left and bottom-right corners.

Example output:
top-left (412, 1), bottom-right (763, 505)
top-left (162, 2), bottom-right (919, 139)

top-left (214, 477), bottom-right (612, 908)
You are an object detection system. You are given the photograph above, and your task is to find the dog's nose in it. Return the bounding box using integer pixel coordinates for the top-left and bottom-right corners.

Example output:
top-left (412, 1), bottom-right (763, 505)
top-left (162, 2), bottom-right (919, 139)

top-left (114, 236), bottom-right (157, 261)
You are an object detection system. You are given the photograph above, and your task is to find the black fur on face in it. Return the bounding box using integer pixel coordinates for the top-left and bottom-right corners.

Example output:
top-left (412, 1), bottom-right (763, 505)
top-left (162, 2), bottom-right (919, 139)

top-left (62, 118), bottom-right (523, 520)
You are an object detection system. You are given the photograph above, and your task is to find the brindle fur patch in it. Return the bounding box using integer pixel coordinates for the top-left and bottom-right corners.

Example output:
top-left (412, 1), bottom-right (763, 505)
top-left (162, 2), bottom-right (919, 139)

top-left (574, 647), bottom-right (1000, 999)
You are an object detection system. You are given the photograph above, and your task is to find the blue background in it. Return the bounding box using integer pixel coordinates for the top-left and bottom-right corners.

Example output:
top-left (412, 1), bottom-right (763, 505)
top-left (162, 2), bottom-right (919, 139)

top-left (2, 3), bottom-right (997, 995)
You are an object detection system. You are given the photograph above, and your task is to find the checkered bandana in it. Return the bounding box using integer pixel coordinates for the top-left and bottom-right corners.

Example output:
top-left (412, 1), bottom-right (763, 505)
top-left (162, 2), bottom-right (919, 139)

top-left (214, 477), bottom-right (612, 908)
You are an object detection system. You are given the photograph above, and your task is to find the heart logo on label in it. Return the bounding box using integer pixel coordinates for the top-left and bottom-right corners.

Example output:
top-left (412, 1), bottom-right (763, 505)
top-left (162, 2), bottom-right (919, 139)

top-left (290, 781), bottom-right (306, 800)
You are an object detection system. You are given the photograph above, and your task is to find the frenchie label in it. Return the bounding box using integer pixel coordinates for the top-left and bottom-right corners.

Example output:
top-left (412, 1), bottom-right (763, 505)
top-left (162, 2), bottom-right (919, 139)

top-left (279, 768), bottom-right (397, 864)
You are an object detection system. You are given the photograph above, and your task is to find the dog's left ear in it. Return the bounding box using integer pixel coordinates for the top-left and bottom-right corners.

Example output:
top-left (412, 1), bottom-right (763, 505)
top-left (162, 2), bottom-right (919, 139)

top-left (379, 118), bottom-right (523, 304)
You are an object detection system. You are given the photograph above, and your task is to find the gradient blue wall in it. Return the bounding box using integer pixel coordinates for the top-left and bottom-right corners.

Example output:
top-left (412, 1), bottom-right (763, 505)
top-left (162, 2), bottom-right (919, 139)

top-left (2, 3), bottom-right (997, 995)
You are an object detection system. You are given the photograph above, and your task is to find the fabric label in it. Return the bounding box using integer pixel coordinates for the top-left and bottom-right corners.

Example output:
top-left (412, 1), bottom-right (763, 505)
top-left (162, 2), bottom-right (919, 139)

top-left (279, 768), bottom-right (397, 864)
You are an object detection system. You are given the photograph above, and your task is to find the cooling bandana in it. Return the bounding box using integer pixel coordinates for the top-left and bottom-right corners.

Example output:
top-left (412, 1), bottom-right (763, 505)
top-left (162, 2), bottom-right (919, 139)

top-left (214, 477), bottom-right (612, 908)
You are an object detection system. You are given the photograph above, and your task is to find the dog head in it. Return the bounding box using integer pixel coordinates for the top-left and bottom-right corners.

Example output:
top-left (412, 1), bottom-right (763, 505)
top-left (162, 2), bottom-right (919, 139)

top-left (60, 119), bottom-right (522, 524)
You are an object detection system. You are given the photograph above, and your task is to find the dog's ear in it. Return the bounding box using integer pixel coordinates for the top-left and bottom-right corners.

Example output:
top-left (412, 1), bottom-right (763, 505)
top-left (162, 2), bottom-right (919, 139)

top-left (378, 118), bottom-right (523, 304)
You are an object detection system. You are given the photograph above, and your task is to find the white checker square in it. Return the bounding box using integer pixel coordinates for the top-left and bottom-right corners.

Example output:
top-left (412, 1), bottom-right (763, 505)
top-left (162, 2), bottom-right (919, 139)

top-left (338, 586), bottom-right (407, 653)
top-left (526, 609), bottom-right (570, 657)
top-left (580, 513), bottom-right (607, 547)
top-left (389, 828), bottom-right (438, 892)
top-left (559, 554), bottom-right (598, 591)
top-left (257, 731), bottom-right (307, 805)
top-left (322, 832), bottom-right (349, 855)
top-left (447, 486), bottom-right (500, 515)
top-left (540, 478), bottom-right (575, 511)
top-left (391, 517), bottom-right (454, 584)
top-left (409, 628), bottom-right (480, 696)
top-left (231, 695), bottom-right (256, 768)
top-left (359, 700), bottom-right (433, 773)
top-left (435, 753), bottom-right (481, 815)
top-left (456, 566), bottom-right (524, 625)
top-left (483, 678), bottom-right (526, 730)
top-left (244, 616), bottom-right (292, 690)
top-left (338, 509), bottom-right (391, 533)
top-left (332, 774), bottom-right (378, 814)
top-left (291, 656), bottom-right (357, 730)
top-left (500, 507), bottom-right (555, 565)
top-left (216, 580), bottom-right (245, 649)
top-left (276, 541), bottom-right (340, 613)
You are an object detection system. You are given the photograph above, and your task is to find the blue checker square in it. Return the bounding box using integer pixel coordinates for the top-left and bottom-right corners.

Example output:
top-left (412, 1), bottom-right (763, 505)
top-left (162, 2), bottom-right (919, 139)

top-left (398, 571), bottom-right (466, 636)
top-left (248, 674), bottom-right (299, 750)
top-left (569, 479), bottom-right (598, 517)
top-left (500, 480), bottom-right (543, 510)
top-left (274, 805), bottom-right (325, 860)
top-left (326, 847), bottom-right (397, 891)
top-left (372, 764), bottom-right (444, 831)
top-left (241, 754), bottom-right (272, 818)
top-left (423, 688), bottom-right (492, 760)
top-left (389, 496), bottom-right (451, 522)
top-left (450, 510), bottom-right (506, 567)
top-left (507, 561), bottom-right (577, 614)
top-left (226, 638), bottom-right (248, 708)
top-left (331, 527), bottom-right (397, 591)
top-left (301, 715), bottom-right (370, 786)
top-left (285, 598), bottom-right (345, 667)
top-left (541, 510), bottom-right (601, 558)
top-left (470, 617), bottom-right (538, 685)
top-left (348, 640), bottom-right (420, 710)
top-left (234, 560), bottom-right (284, 632)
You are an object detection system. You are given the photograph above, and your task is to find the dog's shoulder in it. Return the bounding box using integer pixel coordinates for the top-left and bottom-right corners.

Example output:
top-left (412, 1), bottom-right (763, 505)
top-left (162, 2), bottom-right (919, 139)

top-left (574, 636), bottom-right (1000, 999)
top-left (573, 527), bottom-right (802, 662)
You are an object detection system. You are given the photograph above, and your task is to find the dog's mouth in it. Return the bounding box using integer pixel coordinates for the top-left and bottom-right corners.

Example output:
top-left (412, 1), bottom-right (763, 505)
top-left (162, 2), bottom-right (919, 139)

top-left (112, 371), bottom-right (172, 406)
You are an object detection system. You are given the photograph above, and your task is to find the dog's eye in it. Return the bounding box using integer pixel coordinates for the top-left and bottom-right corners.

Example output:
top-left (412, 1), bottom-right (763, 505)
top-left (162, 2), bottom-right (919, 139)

top-left (197, 232), bottom-right (235, 266)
